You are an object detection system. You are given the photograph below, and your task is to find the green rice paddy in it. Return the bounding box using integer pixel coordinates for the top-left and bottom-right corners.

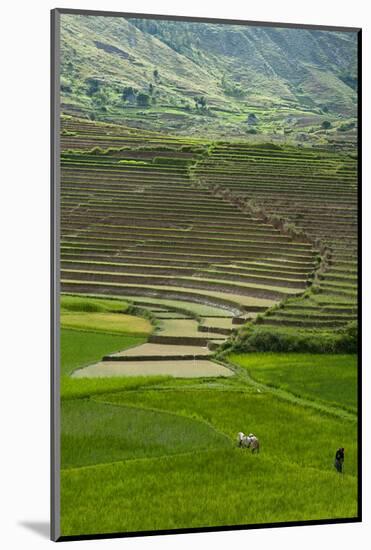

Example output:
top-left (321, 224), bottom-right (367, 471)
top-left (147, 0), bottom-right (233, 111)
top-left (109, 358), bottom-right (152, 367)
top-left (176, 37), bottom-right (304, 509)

top-left (58, 115), bottom-right (358, 537)
top-left (60, 300), bottom-right (358, 536)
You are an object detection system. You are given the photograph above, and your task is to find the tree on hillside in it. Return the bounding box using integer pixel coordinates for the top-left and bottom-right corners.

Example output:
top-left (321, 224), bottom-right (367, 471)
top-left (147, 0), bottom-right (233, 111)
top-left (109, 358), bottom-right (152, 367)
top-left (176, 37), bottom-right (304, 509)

top-left (86, 78), bottom-right (101, 97)
top-left (338, 121), bottom-right (355, 132)
top-left (122, 86), bottom-right (137, 102)
top-left (322, 120), bottom-right (332, 129)
top-left (91, 88), bottom-right (110, 112)
top-left (247, 113), bottom-right (258, 125)
top-left (194, 96), bottom-right (207, 109)
top-left (221, 74), bottom-right (245, 97)
top-left (136, 92), bottom-right (151, 107)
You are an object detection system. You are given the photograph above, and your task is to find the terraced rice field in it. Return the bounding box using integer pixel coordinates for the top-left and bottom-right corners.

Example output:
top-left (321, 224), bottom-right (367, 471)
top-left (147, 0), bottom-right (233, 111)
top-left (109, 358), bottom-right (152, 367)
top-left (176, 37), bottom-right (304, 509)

top-left (193, 143), bottom-right (357, 330)
top-left (61, 115), bottom-right (357, 366)
top-left (59, 118), bottom-right (358, 535)
top-left (61, 328), bottom-right (358, 536)
top-left (61, 114), bottom-right (339, 369)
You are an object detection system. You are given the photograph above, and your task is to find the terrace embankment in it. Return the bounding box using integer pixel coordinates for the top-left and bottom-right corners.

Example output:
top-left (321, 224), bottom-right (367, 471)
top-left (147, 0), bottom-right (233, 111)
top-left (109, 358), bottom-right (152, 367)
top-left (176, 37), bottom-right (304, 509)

top-left (72, 359), bottom-right (233, 378)
top-left (192, 142), bottom-right (357, 335)
top-left (60, 115), bottom-right (356, 371)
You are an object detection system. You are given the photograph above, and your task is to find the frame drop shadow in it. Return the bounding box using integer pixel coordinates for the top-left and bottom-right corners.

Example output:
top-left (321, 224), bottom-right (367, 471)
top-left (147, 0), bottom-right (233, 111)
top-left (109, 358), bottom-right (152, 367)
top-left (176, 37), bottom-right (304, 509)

top-left (19, 521), bottom-right (49, 539)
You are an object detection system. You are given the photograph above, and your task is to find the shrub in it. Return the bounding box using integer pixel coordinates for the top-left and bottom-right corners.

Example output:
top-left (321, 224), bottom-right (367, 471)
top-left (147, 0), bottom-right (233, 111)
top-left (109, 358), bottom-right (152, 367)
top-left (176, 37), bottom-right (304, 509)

top-left (122, 86), bottom-right (137, 101)
top-left (61, 130), bottom-right (77, 136)
top-left (283, 222), bottom-right (295, 231)
top-left (247, 113), bottom-right (258, 125)
top-left (118, 159), bottom-right (148, 165)
top-left (336, 321), bottom-right (358, 353)
top-left (338, 121), bottom-right (356, 132)
top-left (194, 96), bottom-right (207, 108)
top-left (90, 146), bottom-right (105, 155)
top-left (86, 78), bottom-right (101, 96)
top-left (221, 75), bottom-right (245, 97)
top-left (233, 322), bottom-right (357, 354)
top-left (136, 92), bottom-right (151, 107)
top-left (270, 214), bottom-right (283, 227)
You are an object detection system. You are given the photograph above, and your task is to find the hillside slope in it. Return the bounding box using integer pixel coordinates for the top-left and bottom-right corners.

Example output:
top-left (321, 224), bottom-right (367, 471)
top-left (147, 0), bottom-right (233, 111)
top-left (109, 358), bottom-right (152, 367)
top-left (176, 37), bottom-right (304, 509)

top-left (60, 14), bottom-right (358, 143)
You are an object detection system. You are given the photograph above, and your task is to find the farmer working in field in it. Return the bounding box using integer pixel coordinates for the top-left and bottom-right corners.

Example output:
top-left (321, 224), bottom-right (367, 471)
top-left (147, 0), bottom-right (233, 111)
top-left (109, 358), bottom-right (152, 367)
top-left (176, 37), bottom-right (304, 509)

top-left (334, 447), bottom-right (345, 473)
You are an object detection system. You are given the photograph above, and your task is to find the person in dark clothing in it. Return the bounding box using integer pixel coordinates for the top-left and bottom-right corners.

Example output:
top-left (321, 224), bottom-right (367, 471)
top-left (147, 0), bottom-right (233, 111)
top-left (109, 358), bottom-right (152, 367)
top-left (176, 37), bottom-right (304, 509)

top-left (334, 448), bottom-right (345, 473)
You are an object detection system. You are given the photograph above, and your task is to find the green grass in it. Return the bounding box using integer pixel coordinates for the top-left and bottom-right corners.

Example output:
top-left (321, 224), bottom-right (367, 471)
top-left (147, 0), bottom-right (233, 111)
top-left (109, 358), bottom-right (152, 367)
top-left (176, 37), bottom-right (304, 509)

top-left (101, 388), bottom-right (357, 473)
top-left (60, 296), bottom-right (153, 386)
top-left (59, 112), bottom-right (358, 535)
top-left (61, 294), bottom-right (129, 313)
top-left (61, 311), bottom-right (152, 336)
top-left (61, 398), bottom-right (230, 468)
top-left (61, 448), bottom-right (356, 536)
top-left (60, 296), bottom-right (160, 399)
top-left (61, 374), bottom-right (172, 401)
top-left (228, 353), bottom-right (357, 412)
top-left (61, 295), bottom-right (152, 337)
top-left (61, 328), bottom-right (145, 378)
top-left (60, 15), bottom-right (357, 142)
top-left (60, 384), bottom-right (357, 536)
top-left (59, 307), bottom-right (358, 537)
top-left (233, 323), bottom-right (357, 353)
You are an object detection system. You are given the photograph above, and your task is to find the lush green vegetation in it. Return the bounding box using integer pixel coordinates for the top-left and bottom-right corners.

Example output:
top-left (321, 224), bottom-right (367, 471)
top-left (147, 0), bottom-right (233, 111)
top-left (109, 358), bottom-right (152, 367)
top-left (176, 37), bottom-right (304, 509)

top-left (60, 294), bottom-right (358, 536)
top-left (62, 398), bottom-right (230, 468)
top-left (228, 353), bottom-right (357, 411)
top-left (102, 386), bottom-right (356, 471)
top-left (58, 20), bottom-right (358, 534)
top-left (60, 117), bottom-right (357, 349)
top-left (60, 371), bottom-right (357, 536)
top-left (61, 372), bottom-right (170, 401)
top-left (229, 321), bottom-right (358, 354)
top-left (61, 448), bottom-right (356, 536)
top-left (59, 116), bottom-right (358, 535)
top-left (61, 295), bottom-right (129, 313)
top-left (60, 16), bottom-right (357, 145)
top-left (60, 329), bottom-right (145, 377)
top-left (61, 312), bottom-right (151, 336)
top-left (60, 294), bottom-right (151, 379)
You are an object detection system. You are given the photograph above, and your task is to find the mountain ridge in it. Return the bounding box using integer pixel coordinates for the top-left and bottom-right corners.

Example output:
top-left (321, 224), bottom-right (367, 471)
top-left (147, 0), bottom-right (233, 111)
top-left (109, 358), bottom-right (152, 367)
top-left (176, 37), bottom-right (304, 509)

top-left (60, 14), bottom-right (358, 144)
